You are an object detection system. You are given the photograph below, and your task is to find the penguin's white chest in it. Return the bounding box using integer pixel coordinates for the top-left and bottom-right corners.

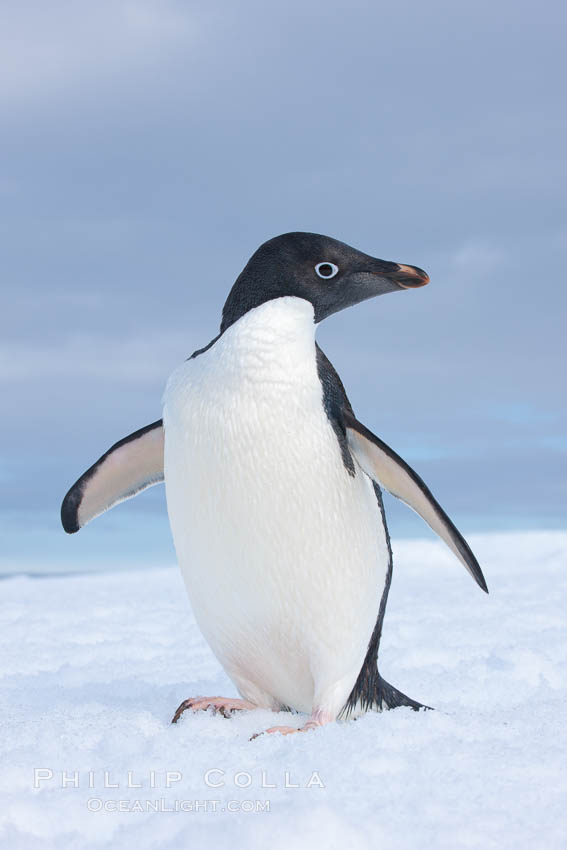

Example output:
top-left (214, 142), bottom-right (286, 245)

top-left (162, 297), bottom-right (389, 715)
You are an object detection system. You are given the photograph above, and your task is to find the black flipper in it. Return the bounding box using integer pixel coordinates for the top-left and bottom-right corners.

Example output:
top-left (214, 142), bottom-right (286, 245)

top-left (344, 412), bottom-right (488, 593)
top-left (61, 420), bottom-right (164, 533)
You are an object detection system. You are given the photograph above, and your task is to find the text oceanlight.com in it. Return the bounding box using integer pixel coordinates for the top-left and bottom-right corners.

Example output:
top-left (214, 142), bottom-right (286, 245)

top-left (33, 768), bottom-right (326, 814)
top-left (86, 798), bottom-right (270, 813)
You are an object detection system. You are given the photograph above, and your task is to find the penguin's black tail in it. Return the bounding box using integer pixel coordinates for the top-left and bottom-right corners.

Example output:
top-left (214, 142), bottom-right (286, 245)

top-left (341, 672), bottom-right (432, 717)
top-left (376, 675), bottom-right (431, 712)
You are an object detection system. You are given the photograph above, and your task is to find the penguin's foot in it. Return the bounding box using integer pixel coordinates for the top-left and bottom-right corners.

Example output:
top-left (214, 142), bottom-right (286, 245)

top-left (251, 710), bottom-right (332, 739)
top-left (171, 696), bottom-right (257, 724)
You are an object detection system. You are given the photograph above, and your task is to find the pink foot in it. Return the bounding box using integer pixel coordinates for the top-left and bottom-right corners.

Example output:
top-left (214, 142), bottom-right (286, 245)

top-left (171, 696), bottom-right (257, 724)
top-left (251, 725), bottom-right (301, 738)
top-left (251, 711), bottom-right (332, 739)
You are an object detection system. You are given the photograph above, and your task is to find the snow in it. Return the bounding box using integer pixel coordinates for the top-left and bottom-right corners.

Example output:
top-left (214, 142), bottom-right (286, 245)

top-left (1, 531), bottom-right (566, 849)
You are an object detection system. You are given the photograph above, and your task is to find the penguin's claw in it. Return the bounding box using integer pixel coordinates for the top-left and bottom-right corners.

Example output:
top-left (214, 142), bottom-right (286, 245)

top-left (171, 696), bottom-right (257, 724)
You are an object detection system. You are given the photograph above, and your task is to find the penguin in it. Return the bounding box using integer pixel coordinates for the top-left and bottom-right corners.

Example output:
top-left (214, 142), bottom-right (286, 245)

top-left (61, 232), bottom-right (488, 737)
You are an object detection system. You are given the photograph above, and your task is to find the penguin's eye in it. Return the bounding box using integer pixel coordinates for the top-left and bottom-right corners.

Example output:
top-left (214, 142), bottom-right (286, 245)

top-left (315, 262), bottom-right (339, 279)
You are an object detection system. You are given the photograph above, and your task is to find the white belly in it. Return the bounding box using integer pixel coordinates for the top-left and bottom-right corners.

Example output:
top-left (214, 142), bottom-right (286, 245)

top-left (162, 297), bottom-right (389, 716)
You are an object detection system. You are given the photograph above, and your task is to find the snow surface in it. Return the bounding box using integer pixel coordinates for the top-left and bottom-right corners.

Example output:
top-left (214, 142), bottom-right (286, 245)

top-left (1, 531), bottom-right (566, 849)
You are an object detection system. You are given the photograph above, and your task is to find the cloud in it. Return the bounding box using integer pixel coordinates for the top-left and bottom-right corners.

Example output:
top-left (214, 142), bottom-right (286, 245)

top-left (451, 241), bottom-right (506, 275)
top-left (1, 0), bottom-right (565, 554)
top-left (0, 330), bottom-right (193, 383)
top-left (0, 0), bottom-right (195, 104)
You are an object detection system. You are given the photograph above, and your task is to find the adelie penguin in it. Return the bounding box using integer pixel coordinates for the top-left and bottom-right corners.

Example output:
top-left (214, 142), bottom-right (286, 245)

top-left (61, 232), bottom-right (488, 737)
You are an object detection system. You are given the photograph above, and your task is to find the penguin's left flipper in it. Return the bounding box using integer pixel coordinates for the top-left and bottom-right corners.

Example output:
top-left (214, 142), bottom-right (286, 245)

top-left (61, 420), bottom-right (164, 533)
top-left (344, 413), bottom-right (488, 593)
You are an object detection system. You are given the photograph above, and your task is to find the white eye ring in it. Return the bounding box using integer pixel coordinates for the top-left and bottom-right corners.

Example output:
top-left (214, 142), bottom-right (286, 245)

top-left (315, 262), bottom-right (339, 279)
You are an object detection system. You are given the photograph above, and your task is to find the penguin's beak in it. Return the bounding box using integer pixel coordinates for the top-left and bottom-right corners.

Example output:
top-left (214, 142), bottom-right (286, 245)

top-left (358, 258), bottom-right (429, 294)
top-left (391, 263), bottom-right (430, 289)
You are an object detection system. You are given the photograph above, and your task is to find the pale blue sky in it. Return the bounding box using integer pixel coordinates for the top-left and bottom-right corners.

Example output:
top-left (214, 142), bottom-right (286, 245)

top-left (1, 0), bottom-right (565, 572)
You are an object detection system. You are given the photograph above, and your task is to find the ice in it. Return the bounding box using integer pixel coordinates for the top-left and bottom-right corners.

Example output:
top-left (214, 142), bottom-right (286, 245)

top-left (1, 531), bottom-right (566, 849)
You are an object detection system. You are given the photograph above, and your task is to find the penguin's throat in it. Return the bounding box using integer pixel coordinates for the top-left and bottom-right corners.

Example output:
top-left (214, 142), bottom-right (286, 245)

top-left (218, 296), bottom-right (317, 380)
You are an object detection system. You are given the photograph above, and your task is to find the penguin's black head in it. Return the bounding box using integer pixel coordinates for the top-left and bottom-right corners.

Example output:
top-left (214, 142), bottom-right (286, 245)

top-left (220, 232), bottom-right (429, 332)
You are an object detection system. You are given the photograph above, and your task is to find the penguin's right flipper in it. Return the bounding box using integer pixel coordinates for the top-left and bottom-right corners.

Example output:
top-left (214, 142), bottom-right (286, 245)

top-left (61, 420), bottom-right (164, 533)
top-left (344, 412), bottom-right (488, 593)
